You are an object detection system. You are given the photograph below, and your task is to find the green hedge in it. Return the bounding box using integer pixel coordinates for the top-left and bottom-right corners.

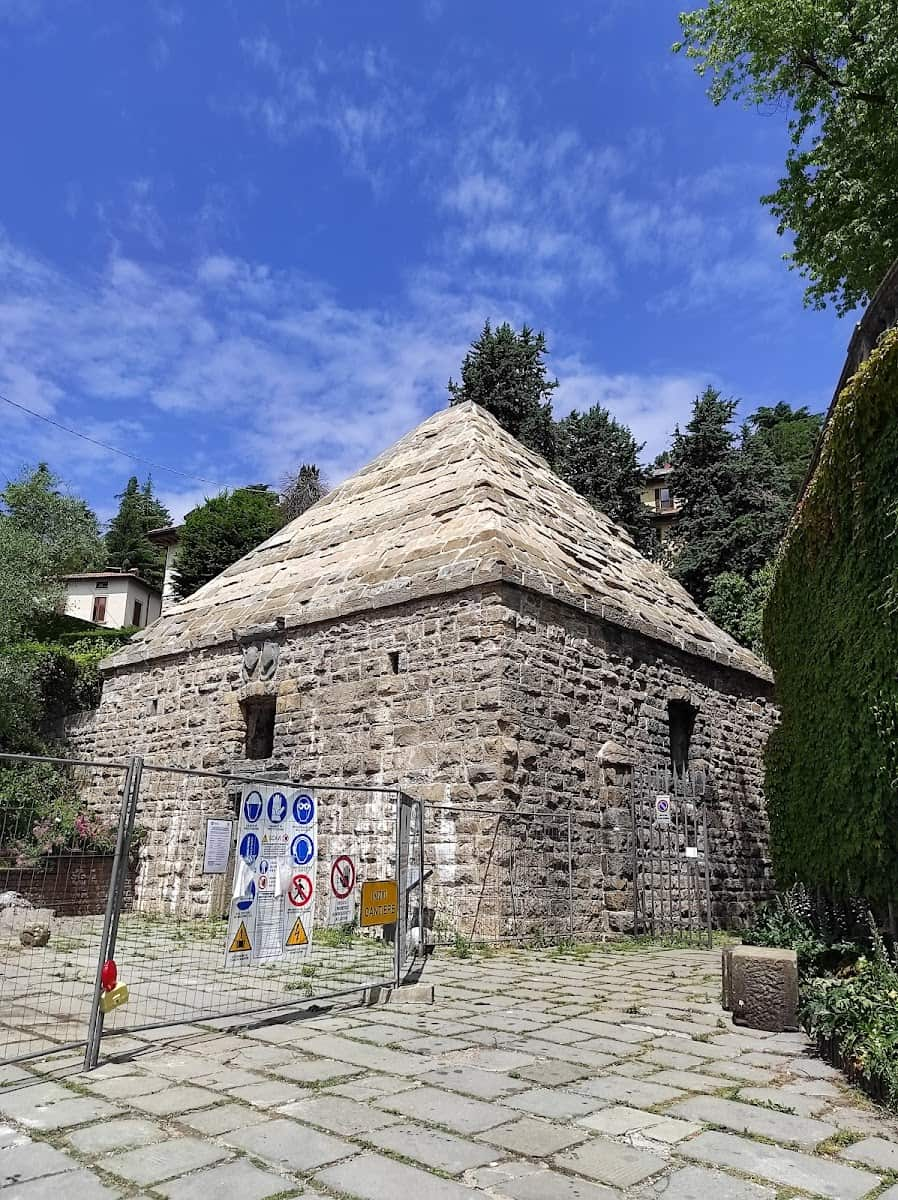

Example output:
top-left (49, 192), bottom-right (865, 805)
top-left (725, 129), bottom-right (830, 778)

top-left (764, 328), bottom-right (898, 902)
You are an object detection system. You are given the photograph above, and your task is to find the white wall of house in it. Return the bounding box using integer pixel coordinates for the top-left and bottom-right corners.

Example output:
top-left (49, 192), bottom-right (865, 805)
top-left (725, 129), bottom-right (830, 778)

top-left (160, 543), bottom-right (180, 611)
top-left (63, 576), bottom-right (162, 629)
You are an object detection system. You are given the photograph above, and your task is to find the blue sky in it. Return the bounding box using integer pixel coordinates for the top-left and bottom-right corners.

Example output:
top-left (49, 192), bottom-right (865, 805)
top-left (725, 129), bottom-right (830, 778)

top-left (0, 0), bottom-right (849, 523)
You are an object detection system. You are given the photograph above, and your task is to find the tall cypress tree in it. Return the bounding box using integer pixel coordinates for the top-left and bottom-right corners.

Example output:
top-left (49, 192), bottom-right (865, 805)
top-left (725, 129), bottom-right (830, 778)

top-left (670, 388), bottom-right (791, 607)
top-left (556, 405), bottom-right (655, 554)
top-left (448, 321), bottom-right (558, 464)
top-left (105, 476), bottom-right (171, 589)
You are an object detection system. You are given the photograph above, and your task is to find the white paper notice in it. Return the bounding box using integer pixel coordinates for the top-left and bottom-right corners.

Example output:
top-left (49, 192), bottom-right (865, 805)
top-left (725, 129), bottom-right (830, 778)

top-left (203, 819), bottom-right (233, 874)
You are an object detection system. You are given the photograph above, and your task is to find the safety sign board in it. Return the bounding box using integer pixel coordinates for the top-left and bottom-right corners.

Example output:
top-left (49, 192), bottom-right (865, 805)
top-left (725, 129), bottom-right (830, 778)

top-left (654, 795), bottom-right (672, 826)
top-left (326, 855), bottom-right (357, 926)
top-left (224, 783), bottom-right (318, 967)
top-left (360, 879), bottom-right (398, 927)
top-left (229, 921), bottom-right (252, 954)
top-left (285, 915), bottom-right (309, 947)
top-left (288, 873), bottom-right (314, 908)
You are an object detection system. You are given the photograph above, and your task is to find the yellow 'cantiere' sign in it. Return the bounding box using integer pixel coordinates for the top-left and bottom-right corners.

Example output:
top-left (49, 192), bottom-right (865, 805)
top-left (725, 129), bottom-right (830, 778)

top-left (360, 879), bottom-right (398, 927)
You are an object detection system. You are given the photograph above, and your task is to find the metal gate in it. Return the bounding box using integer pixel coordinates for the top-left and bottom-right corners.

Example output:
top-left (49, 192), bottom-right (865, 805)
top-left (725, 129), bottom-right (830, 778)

top-left (0, 752), bottom-right (422, 1068)
top-left (631, 766), bottom-right (713, 947)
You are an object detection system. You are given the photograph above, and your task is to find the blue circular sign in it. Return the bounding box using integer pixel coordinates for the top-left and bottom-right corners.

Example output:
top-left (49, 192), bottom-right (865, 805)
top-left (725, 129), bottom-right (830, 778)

top-left (267, 792), bottom-right (288, 824)
top-left (291, 834), bottom-right (315, 866)
top-left (236, 879), bottom-right (255, 912)
top-left (243, 791), bottom-right (263, 823)
top-left (293, 793), bottom-right (315, 826)
top-left (259, 858), bottom-right (270, 874)
top-left (239, 832), bottom-right (260, 864)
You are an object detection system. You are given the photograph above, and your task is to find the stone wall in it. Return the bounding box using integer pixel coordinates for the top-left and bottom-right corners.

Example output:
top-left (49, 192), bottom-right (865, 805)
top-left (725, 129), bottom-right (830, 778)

top-left (501, 588), bottom-right (777, 930)
top-left (65, 582), bottom-right (776, 930)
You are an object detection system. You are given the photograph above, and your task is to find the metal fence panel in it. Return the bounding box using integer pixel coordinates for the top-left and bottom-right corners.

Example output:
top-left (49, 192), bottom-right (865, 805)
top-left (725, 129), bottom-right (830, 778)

top-left (426, 806), bottom-right (576, 945)
top-left (94, 765), bottom-right (416, 1048)
top-left (0, 752), bottom-right (130, 1063)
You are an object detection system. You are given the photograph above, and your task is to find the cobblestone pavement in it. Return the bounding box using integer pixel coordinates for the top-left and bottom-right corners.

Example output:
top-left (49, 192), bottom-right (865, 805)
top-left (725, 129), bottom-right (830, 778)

top-left (2, 945), bottom-right (898, 1199)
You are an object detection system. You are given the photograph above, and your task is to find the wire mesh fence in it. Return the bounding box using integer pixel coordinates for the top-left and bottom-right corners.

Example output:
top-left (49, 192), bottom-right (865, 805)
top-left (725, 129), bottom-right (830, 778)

top-left (0, 753), bottom-right (423, 1067)
top-left (426, 806), bottom-right (576, 945)
top-left (0, 752), bottom-right (131, 1062)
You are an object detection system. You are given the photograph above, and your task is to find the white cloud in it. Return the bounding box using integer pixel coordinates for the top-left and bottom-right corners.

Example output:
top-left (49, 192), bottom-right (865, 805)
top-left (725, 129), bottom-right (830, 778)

top-left (0, 228), bottom-right (720, 508)
top-left (554, 360), bottom-right (709, 460)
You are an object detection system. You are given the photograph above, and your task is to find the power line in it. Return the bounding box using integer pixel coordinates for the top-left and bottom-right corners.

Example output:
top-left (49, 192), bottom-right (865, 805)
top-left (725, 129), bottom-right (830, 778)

top-left (0, 390), bottom-right (226, 488)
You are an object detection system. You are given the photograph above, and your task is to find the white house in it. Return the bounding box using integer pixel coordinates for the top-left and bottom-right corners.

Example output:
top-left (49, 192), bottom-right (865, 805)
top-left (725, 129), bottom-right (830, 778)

top-left (61, 571), bottom-right (162, 629)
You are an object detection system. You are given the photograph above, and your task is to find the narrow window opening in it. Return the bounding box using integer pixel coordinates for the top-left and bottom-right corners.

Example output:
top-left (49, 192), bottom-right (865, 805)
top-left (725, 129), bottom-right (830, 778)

top-left (388, 650), bottom-right (401, 675)
top-left (242, 696), bottom-right (276, 759)
top-left (95, 580), bottom-right (108, 589)
top-left (150, 698), bottom-right (159, 715)
top-left (668, 699), bottom-right (696, 776)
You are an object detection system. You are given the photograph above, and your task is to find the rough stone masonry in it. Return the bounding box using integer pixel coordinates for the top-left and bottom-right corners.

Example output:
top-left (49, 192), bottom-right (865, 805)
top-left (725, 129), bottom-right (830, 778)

top-left (68, 402), bottom-right (776, 928)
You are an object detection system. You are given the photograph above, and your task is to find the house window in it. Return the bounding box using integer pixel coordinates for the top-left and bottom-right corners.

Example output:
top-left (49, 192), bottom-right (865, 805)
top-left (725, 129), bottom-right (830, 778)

top-left (655, 487), bottom-right (674, 513)
top-left (132, 599), bottom-right (143, 626)
top-left (92, 596), bottom-right (107, 623)
top-left (241, 697), bottom-right (276, 760)
top-left (95, 580), bottom-right (108, 589)
top-left (668, 699), bottom-right (696, 775)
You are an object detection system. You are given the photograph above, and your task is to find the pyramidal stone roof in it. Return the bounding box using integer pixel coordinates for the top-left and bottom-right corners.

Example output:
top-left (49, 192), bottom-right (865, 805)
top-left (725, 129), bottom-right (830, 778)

top-left (105, 402), bottom-right (769, 679)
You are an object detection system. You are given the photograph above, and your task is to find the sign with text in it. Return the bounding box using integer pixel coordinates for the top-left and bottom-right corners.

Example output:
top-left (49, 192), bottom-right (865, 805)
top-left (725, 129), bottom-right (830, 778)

top-left (202, 819), bottom-right (233, 874)
top-left (360, 879), bottom-right (398, 927)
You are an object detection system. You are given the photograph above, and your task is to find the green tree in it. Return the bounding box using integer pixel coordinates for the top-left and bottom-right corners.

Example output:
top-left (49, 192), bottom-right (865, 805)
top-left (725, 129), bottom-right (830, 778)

top-left (0, 465), bottom-right (105, 752)
top-left (448, 321), bottom-right (558, 463)
top-left (556, 405), bottom-right (655, 553)
top-left (280, 464), bottom-right (328, 523)
top-left (105, 476), bottom-right (171, 589)
top-left (705, 562), bottom-right (774, 654)
top-left (669, 387), bottom-right (790, 604)
top-left (173, 487), bottom-right (284, 599)
top-left (748, 402), bottom-right (824, 499)
top-left (675, 0), bottom-right (898, 313)
top-left (2, 463), bottom-right (104, 578)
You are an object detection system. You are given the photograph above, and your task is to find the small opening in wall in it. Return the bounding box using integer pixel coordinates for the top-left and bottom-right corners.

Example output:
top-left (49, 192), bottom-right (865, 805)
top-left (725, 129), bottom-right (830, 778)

top-left (388, 650), bottom-right (401, 674)
top-left (241, 696), bottom-right (276, 760)
top-left (150, 698), bottom-right (159, 715)
top-left (668, 699), bottom-right (696, 776)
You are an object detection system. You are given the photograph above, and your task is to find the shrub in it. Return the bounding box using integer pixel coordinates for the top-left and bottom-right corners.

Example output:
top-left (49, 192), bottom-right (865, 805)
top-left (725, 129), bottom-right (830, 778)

top-left (0, 759), bottom-right (117, 865)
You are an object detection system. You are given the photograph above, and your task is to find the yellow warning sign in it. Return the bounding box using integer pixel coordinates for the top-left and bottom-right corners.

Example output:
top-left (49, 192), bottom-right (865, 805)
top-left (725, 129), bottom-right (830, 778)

top-left (360, 879), bottom-right (398, 927)
top-left (285, 915), bottom-right (308, 947)
top-left (229, 921), bottom-right (252, 953)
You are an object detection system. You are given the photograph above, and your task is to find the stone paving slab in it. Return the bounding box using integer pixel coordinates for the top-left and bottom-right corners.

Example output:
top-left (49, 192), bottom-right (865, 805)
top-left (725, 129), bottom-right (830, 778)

top-left (375, 1084), bottom-right (512, 1133)
top-left (638, 1164), bottom-right (775, 1199)
top-left (421, 1065), bottom-right (528, 1099)
top-left (478, 1115), bottom-right (589, 1156)
top-left (487, 1164), bottom-right (620, 1200)
top-left (315, 1149), bottom-right (486, 1199)
top-left (840, 1134), bottom-right (898, 1171)
top-left (223, 1116), bottom-right (356, 1171)
top-left (3, 1167), bottom-right (124, 1198)
top-left (554, 1134), bottom-right (667, 1188)
top-left (669, 1093), bottom-right (836, 1148)
top-left (366, 1119), bottom-right (501, 1174)
top-left (280, 1092), bottom-right (402, 1135)
top-left (153, 1157), bottom-right (297, 1200)
top-left (680, 1130), bottom-right (880, 1199)
top-left (104, 1135), bottom-right (230, 1186)
top-left (64, 1116), bottom-right (167, 1154)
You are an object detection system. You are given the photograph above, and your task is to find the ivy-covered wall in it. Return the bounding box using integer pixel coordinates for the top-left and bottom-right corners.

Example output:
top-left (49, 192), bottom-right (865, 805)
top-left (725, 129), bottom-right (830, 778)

top-left (764, 328), bottom-right (898, 902)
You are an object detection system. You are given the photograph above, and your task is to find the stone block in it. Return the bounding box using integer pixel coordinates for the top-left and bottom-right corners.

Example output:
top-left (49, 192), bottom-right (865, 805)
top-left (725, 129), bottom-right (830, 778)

top-left (388, 982), bottom-right (435, 1004)
top-left (730, 945), bottom-right (799, 1032)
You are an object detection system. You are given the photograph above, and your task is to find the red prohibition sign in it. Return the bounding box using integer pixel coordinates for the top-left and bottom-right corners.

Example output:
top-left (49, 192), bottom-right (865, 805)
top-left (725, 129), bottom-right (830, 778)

top-left (288, 873), bottom-right (314, 908)
top-left (331, 855), bottom-right (355, 900)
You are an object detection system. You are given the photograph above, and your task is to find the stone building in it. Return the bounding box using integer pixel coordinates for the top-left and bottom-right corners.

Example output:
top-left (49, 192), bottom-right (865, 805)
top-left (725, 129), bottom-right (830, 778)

top-left (70, 402), bottom-right (776, 930)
